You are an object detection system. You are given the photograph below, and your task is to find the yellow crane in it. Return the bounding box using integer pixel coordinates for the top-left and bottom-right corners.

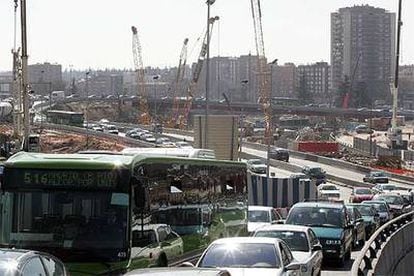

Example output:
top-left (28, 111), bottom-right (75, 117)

top-left (131, 26), bottom-right (151, 125)
top-left (250, 0), bottom-right (272, 143)
top-left (166, 38), bottom-right (189, 128)
top-left (177, 16), bottom-right (219, 129)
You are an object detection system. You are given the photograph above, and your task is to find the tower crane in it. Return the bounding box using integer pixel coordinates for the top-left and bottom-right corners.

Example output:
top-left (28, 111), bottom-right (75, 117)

top-left (250, 0), bottom-right (272, 142)
top-left (167, 38), bottom-right (189, 127)
top-left (131, 26), bottom-right (151, 125)
top-left (177, 16), bottom-right (219, 129)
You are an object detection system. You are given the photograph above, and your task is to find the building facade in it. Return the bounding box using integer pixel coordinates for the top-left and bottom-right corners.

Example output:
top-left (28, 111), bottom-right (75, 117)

top-left (28, 63), bottom-right (63, 96)
top-left (271, 63), bottom-right (296, 99)
top-left (296, 62), bottom-right (331, 104)
top-left (331, 5), bottom-right (396, 106)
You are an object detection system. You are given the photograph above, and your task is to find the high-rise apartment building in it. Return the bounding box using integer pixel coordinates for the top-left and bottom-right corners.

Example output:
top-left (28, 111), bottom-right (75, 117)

top-left (296, 62), bottom-right (331, 104)
top-left (271, 63), bottom-right (296, 99)
top-left (331, 5), bottom-right (396, 105)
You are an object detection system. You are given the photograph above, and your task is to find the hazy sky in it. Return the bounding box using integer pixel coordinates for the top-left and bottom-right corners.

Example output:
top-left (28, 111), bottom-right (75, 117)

top-left (0, 0), bottom-right (413, 71)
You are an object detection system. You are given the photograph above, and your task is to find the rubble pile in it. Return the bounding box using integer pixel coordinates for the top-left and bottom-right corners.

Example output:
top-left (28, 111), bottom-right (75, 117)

top-left (40, 131), bottom-right (126, 153)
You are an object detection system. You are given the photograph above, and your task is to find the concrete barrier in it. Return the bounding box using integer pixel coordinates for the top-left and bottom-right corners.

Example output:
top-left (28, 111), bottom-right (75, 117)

top-left (352, 210), bottom-right (414, 276)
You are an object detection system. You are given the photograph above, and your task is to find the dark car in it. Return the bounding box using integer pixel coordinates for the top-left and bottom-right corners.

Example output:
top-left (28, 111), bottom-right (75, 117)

top-left (349, 187), bottom-right (374, 203)
top-left (362, 200), bottom-right (391, 224)
top-left (373, 193), bottom-right (411, 217)
top-left (345, 205), bottom-right (366, 247)
top-left (347, 203), bottom-right (380, 238)
top-left (268, 147), bottom-right (289, 162)
top-left (285, 201), bottom-right (353, 266)
top-left (0, 248), bottom-right (68, 276)
top-left (363, 171), bottom-right (389, 184)
top-left (302, 166), bottom-right (327, 185)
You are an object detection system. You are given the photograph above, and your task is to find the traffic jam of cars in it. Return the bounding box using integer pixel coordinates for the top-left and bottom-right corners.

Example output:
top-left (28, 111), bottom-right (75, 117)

top-left (9, 120), bottom-right (412, 276)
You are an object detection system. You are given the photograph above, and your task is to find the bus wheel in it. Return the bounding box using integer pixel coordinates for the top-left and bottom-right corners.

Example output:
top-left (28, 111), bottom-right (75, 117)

top-left (157, 254), bottom-right (168, 267)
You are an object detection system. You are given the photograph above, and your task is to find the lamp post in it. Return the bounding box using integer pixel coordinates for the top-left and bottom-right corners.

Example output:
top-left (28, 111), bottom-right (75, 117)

top-left (240, 80), bottom-right (249, 159)
top-left (85, 71), bottom-right (90, 149)
top-left (266, 59), bottom-right (278, 180)
top-left (204, 0), bottom-right (216, 149)
top-left (153, 75), bottom-right (160, 123)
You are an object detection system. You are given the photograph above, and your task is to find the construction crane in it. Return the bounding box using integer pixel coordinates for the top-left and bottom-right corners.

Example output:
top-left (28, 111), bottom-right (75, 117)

top-left (166, 38), bottom-right (189, 128)
top-left (250, 0), bottom-right (272, 142)
top-left (177, 16), bottom-right (219, 129)
top-left (131, 26), bottom-right (151, 125)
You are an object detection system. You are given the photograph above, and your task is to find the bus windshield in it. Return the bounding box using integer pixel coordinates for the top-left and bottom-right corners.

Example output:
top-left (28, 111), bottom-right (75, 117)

top-left (0, 191), bottom-right (129, 262)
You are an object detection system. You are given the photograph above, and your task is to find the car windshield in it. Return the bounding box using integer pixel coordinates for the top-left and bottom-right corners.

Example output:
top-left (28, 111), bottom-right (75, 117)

top-left (309, 168), bottom-right (323, 174)
top-left (286, 206), bottom-right (345, 228)
top-left (355, 189), bottom-right (372, 195)
top-left (373, 172), bottom-right (386, 177)
top-left (199, 243), bottom-right (280, 268)
top-left (254, 230), bottom-right (309, 252)
top-left (364, 202), bottom-right (388, 212)
top-left (249, 160), bottom-right (263, 165)
top-left (248, 210), bottom-right (270, 223)
top-left (377, 195), bottom-right (404, 205)
top-left (321, 185), bottom-right (338, 191)
top-left (381, 185), bottom-right (396, 190)
top-left (354, 205), bottom-right (375, 216)
top-left (0, 191), bottom-right (128, 262)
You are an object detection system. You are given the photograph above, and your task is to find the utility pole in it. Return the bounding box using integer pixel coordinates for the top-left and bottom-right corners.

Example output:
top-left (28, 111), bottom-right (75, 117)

top-left (266, 59), bottom-right (278, 180)
top-left (204, 0), bottom-right (216, 149)
top-left (153, 75), bottom-right (160, 123)
top-left (20, 0), bottom-right (30, 151)
top-left (240, 80), bottom-right (249, 160)
top-left (85, 71), bottom-right (90, 149)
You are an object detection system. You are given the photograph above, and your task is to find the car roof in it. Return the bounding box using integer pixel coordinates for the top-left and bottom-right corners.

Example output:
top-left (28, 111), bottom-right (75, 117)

top-left (248, 205), bottom-right (274, 211)
top-left (132, 224), bottom-right (168, 231)
top-left (292, 202), bottom-right (344, 209)
top-left (210, 237), bottom-right (281, 246)
top-left (362, 200), bottom-right (387, 205)
top-left (125, 267), bottom-right (229, 276)
top-left (353, 187), bottom-right (371, 190)
top-left (255, 224), bottom-right (311, 233)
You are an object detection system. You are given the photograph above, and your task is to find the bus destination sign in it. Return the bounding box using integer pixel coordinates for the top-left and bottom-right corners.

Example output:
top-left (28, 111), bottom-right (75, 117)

top-left (8, 169), bottom-right (118, 189)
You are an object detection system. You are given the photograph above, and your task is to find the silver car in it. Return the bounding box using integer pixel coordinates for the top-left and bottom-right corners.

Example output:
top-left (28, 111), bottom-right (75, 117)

top-left (196, 237), bottom-right (304, 276)
top-left (253, 225), bottom-right (323, 276)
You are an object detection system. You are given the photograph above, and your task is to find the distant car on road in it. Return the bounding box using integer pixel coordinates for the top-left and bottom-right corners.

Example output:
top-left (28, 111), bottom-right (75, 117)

top-left (318, 184), bottom-right (340, 200)
top-left (253, 225), bottom-right (323, 276)
top-left (362, 200), bottom-right (391, 224)
top-left (196, 237), bottom-right (304, 276)
top-left (349, 187), bottom-right (374, 203)
top-left (372, 183), bottom-right (397, 194)
top-left (246, 159), bottom-right (267, 174)
top-left (373, 193), bottom-right (410, 217)
top-left (302, 166), bottom-right (326, 185)
top-left (0, 248), bottom-right (68, 276)
top-left (346, 203), bottom-right (380, 238)
top-left (103, 124), bottom-right (119, 135)
top-left (248, 205), bottom-right (283, 233)
top-left (363, 171), bottom-right (389, 184)
top-left (268, 147), bottom-right (289, 162)
top-left (175, 141), bottom-right (193, 149)
top-left (355, 125), bottom-right (373, 134)
top-left (289, 173), bottom-right (309, 180)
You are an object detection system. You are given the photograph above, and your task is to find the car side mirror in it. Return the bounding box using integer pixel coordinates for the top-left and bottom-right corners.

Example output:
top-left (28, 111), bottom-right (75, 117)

top-left (272, 220), bottom-right (285, 225)
top-left (285, 262), bottom-right (301, 271)
top-left (312, 244), bottom-right (322, 251)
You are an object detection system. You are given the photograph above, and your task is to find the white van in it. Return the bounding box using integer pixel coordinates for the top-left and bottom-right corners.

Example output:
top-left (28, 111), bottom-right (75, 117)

top-left (121, 148), bottom-right (216, 159)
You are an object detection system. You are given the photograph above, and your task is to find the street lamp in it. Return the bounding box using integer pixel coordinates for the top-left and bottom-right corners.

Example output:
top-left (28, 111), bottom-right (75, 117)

top-left (153, 75), bottom-right (160, 123)
top-left (266, 59), bottom-right (278, 180)
top-left (239, 80), bottom-right (249, 159)
top-left (204, 0), bottom-right (216, 149)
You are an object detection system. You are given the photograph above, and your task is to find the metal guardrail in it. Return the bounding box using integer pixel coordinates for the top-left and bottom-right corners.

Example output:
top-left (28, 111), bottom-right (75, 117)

top-left (351, 210), bottom-right (414, 276)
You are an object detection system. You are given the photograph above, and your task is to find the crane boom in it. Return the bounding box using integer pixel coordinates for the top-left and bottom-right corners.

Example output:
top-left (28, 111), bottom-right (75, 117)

top-left (178, 16), bottom-right (219, 129)
top-left (250, 0), bottom-right (271, 140)
top-left (170, 38), bottom-right (189, 125)
top-left (131, 26), bottom-right (151, 125)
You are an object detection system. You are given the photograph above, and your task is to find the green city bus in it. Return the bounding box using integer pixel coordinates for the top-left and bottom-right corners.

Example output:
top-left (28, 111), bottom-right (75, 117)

top-left (0, 152), bottom-right (247, 275)
top-left (46, 110), bottom-right (84, 127)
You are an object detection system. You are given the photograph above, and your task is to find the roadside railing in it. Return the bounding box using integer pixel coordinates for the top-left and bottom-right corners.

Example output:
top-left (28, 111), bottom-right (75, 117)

top-left (351, 210), bottom-right (414, 276)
